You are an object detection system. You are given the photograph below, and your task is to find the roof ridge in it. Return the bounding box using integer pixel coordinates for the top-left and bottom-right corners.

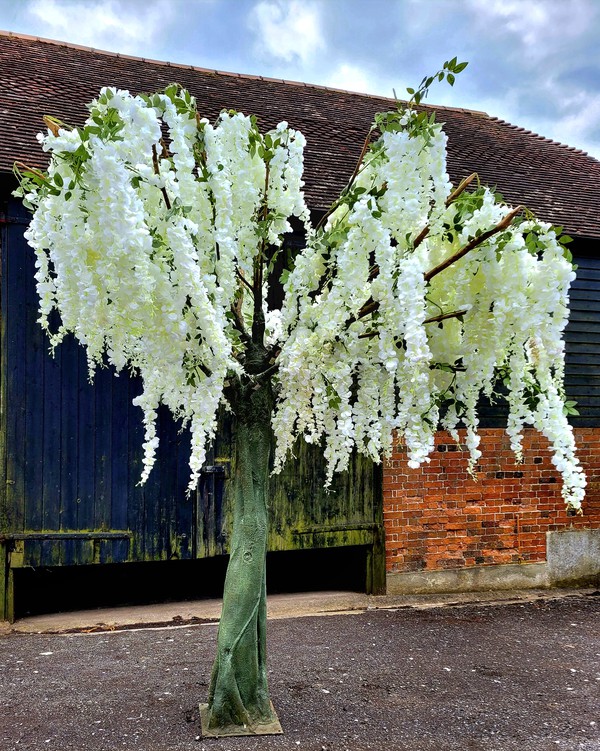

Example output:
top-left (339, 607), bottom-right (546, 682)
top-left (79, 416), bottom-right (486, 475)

top-left (0, 28), bottom-right (490, 118)
top-left (489, 115), bottom-right (599, 162)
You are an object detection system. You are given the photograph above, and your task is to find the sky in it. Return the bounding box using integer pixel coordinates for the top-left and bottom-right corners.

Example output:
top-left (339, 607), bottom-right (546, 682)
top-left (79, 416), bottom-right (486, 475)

top-left (1, 0), bottom-right (599, 159)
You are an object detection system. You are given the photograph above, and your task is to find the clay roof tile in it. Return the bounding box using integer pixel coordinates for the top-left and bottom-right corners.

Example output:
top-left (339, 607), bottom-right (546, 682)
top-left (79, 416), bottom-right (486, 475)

top-left (1, 30), bottom-right (599, 238)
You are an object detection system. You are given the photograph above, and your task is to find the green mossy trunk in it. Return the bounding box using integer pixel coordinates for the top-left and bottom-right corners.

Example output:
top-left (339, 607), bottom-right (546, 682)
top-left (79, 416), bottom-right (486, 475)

top-left (205, 377), bottom-right (277, 732)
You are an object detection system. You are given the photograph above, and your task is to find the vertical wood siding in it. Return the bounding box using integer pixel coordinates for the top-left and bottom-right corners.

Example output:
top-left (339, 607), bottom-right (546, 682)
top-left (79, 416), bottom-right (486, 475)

top-left (0, 188), bottom-right (381, 584)
top-left (1, 192), bottom-right (195, 567)
top-left (565, 253), bottom-right (600, 426)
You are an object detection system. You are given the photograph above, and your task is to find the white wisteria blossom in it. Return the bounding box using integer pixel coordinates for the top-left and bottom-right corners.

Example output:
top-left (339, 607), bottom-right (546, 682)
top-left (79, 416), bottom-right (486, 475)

top-left (16, 64), bottom-right (585, 733)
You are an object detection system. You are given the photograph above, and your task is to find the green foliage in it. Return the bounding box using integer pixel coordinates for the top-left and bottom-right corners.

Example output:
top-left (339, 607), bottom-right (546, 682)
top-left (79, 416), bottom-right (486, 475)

top-left (406, 57), bottom-right (469, 106)
top-left (372, 58), bottom-right (469, 149)
top-left (563, 400), bottom-right (580, 417)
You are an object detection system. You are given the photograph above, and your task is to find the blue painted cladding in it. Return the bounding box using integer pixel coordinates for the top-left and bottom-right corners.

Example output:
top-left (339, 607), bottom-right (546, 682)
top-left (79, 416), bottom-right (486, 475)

top-left (1, 188), bottom-right (194, 566)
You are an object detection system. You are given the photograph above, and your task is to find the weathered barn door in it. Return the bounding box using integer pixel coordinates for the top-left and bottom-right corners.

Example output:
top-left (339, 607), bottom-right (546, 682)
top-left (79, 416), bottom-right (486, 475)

top-left (0, 184), bottom-right (197, 619)
top-left (0, 182), bottom-right (384, 621)
top-left (196, 417), bottom-right (384, 591)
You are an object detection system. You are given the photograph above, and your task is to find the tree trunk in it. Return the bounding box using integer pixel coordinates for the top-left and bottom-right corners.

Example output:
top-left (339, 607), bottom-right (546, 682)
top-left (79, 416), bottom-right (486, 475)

top-left (204, 377), bottom-right (278, 733)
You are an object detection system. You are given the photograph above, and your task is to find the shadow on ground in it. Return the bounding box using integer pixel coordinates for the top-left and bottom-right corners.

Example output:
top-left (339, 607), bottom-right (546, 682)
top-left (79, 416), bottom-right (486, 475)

top-left (1, 593), bottom-right (599, 750)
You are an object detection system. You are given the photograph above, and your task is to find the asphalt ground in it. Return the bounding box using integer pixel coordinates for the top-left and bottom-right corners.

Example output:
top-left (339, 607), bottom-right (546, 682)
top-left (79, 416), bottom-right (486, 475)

top-left (1, 591), bottom-right (599, 751)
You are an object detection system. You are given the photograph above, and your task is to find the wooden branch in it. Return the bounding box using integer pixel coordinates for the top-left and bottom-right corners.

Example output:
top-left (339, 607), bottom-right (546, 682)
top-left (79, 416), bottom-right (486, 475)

top-left (236, 269), bottom-right (254, 294)
top-left (346, 189), bottom-right (519, 329)
top-left (346, 173), bottom-right (480, 294)
top-left (315, 127), bottom-right (374, 233)
top-left (43, 116), bottom-right (61, 136)
top-left (423, 308), bottom-right (468, 325)
top-left (159, 138), bottom-right (170, 159)
top-left (347, 298), bottom-right (379, 327)
top-left (13, 161), bottom-right (49, 183)
top-left (231, 301), bottom-right (251, 344)
top-left (357, 307), bottom-right (469, 338)
top-left (413, 226), bottom-right (430, 249)
top-left (252, 162), bottom-right (270, 343)
top-left (346, 129), bottom-right (375, 196)
top-left (254, 361), bottom-right (280, 384)
top-left (423, 205), bottom-right (523, 283)
top-left (446, 173), bottom-right (477, 206)
top-left (317, 173), bottom-right (501, 332)
top-left (152, 143), bottom-right (171, 210)
top-left (413, 173), bottom-right (478, 250)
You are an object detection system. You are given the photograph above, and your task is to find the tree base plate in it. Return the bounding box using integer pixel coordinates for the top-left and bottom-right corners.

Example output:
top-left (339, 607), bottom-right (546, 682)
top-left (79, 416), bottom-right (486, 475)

top-left (199, 702), bottom-right (283, 737)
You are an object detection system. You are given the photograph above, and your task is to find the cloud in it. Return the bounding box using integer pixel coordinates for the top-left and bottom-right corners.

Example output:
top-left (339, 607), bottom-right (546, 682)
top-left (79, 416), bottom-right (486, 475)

top-left (25, 0), bottom-right (172, 53)
top-left (466, 0), bottom-right (595, 58)
top-left (249, 0), bottom-right (325, 64)
top-left (325, 63), bottom-right (376, 94)
top-left (537, 88), bottom-right (600, 157)
top-left (324, 62), bottom-right (409, 103)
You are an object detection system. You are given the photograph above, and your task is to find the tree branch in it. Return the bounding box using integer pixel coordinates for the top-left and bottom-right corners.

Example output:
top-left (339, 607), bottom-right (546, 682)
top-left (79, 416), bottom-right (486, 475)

top-left (252, 162), bottom-right (270, 343)
top-left (254, 361), bottom-right (280, 384)
top-left (348, 299), bottom-right (379, 326)
top-left (413, 173), bottom-right (478, 250)
top-left (357, 307), bottom-right (469, 339)
top-left (446, 172), bottom-right (478, 206)
top-left (236, 269), bottom-right (254, 294)
top-left (231, 301), bottom-right (251, 344)
top-left (13, 161), bottom-right (49, 183)
top-left (423, 308), bottom-right (468, 325)
top-left (348, 128), bottom-right (375, 188)
top-left (152, 143), bottom-right (171, 210)
top-left (346, 174), bottom-right (481, 321)
top-left (314, 127), bottom-right (374, 233)
top-left (423, 205), bottom-right (523, 283)
top-left (347, 184), bottom-right (516, 330)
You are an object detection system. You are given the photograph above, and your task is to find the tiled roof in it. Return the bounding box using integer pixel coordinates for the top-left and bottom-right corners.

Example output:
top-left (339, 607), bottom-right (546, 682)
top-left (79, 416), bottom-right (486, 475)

top-left (1, 31), bottom-right (599, 238)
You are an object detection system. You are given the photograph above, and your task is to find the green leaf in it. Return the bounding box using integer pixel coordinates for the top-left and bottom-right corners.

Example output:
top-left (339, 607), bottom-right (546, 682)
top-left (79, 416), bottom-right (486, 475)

top-left (454, 61), bottom-right (469, 73)
top-left (447, 73), bottom-right (455, 86)
top-left (434, 362), bottom-right (455, 373)
top-left (164, 83), bottom-right (178, 100)
top-left (563, 400), bottom-right (580, 416)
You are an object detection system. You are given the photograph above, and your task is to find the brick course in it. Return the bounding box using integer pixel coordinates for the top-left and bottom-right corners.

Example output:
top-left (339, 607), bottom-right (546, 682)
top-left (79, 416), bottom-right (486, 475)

top-left (383, 428), bottom-right (600, 573)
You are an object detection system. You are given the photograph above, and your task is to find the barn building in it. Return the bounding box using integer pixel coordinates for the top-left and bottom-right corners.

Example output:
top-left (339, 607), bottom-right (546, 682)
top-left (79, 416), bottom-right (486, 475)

top-left (0, 32), bottom-right (599, 621)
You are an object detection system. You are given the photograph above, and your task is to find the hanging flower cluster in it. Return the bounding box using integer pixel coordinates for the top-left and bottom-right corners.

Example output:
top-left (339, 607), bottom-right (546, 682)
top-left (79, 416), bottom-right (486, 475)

top-left (17, 85), bottom-right (585, 511)
top-left (273, 109), bottom-right (585, 512)
top-left (19, 86), bottom-right (309, 492)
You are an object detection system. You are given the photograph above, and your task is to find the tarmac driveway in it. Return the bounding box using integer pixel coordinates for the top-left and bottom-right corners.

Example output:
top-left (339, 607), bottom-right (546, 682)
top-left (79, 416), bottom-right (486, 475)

top-left (0, 593), bottom-right (598, 750)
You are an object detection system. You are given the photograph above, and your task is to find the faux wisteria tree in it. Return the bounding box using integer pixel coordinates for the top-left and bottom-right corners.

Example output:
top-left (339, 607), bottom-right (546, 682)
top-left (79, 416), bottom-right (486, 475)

top-left (16, 60), bottom-right (585, 736)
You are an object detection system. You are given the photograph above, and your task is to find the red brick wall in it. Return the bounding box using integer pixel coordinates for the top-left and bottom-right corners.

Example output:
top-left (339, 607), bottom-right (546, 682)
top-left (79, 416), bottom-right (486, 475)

top-left (383, 428), bottom-right (600, 573)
